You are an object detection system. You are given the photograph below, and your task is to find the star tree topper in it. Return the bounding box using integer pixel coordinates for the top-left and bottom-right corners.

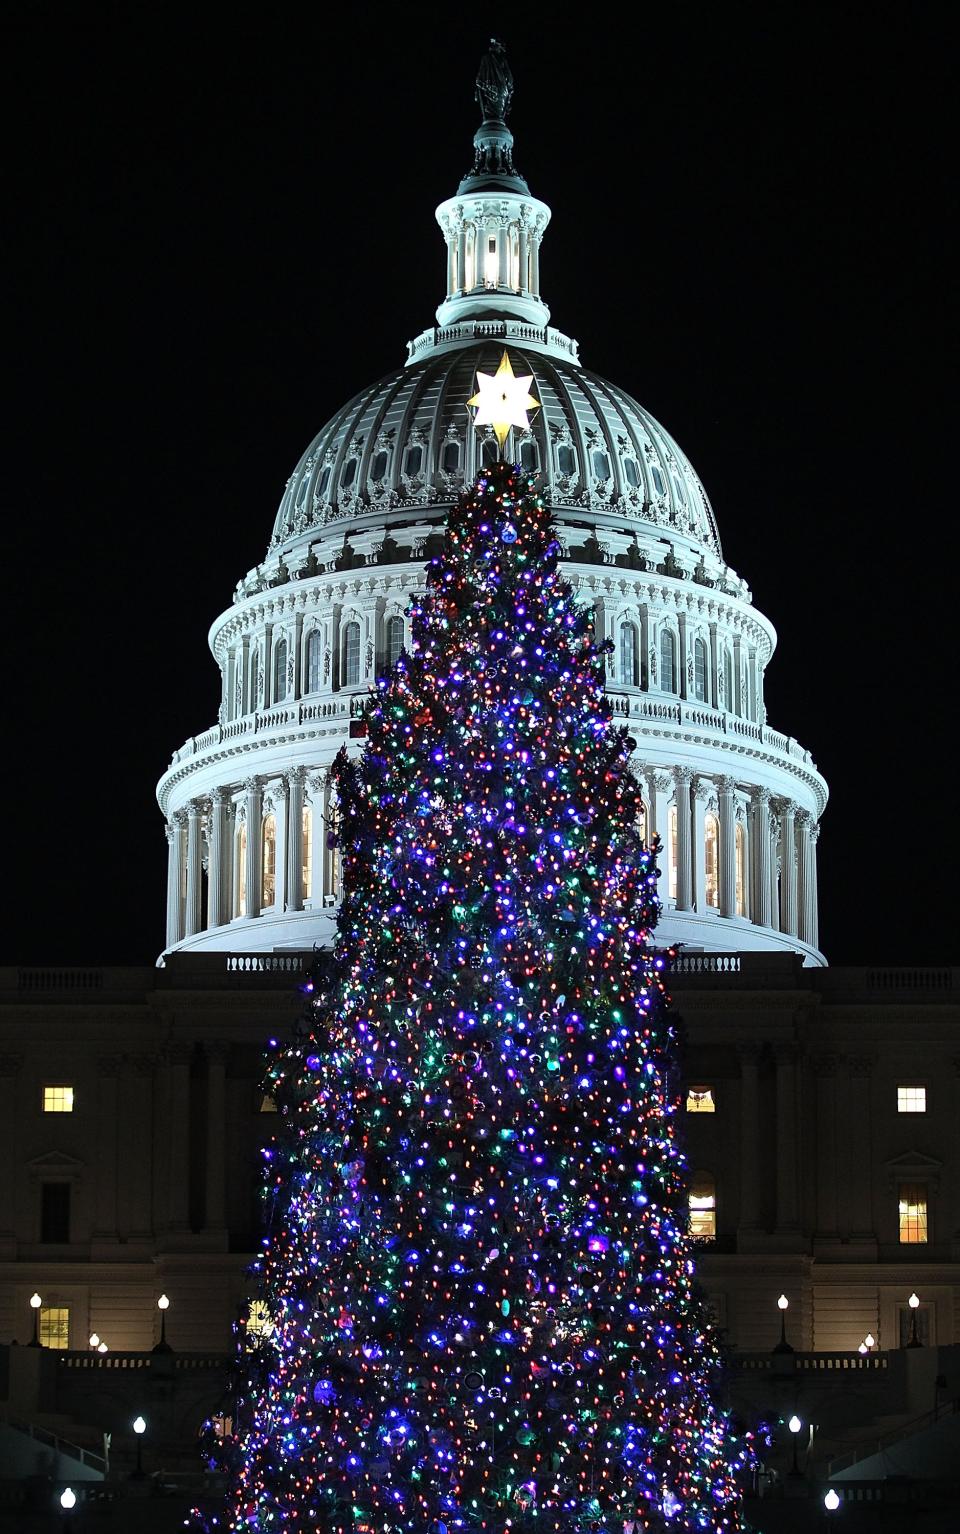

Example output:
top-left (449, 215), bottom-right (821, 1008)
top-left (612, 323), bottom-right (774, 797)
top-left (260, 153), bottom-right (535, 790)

top-left (468, 351), bottom-right (539, 451)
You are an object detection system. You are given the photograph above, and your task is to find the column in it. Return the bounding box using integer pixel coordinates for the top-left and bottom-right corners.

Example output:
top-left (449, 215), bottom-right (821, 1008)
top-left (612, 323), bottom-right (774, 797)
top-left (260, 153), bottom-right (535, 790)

top-left (497, 221), bottom-right (510, 287)
top-left (270, 782), bottom-right (288, 912)
top-left (184, 800), bottom-right (204, 937)
top-left (308, 775), bottom-right (324, 906)
top-left (93, 1056), bottom-right (122, 1241)
top-left (846, 1056), bottom-right (875, 1240)
top-left (673, 767), bottom-right (693, 911)
top-left (165, 813), bottom-right (186, 948)
top-left (530, 232), bottom-right (540, 292)
top-left (769, 802), bottom-right (782, 932)
top-left (0, 1057), bottom-right (23, 1255)
top-left (774, 1042), bottom-right (800, 1233)
top-left (813, 1053), bottom-right (839, 1237)
top-left (164, 1043), bottom-right (192, 1235)
top-left (692, 777), bottom-right (708, 911)
top-left (204, 1042), bottom-right (228, 1236)
top-left (518, 223), bottom-right (528, 289)
top-left (285, 767), bottom-right (306, 913)
top-left (718, 776), bottom-right (737, 919)
top-left (737, 1043), bottom-right (761, 1236)
top-left (751, 787), bottom-right (772, 928)
top-left (779, 800), bottom-right (798, 936)
top-left (244, 778), bottom-right (263, 919)
top-left (207, 788), bottom-right (228, 929)
top-left (644, 770), bottom-right (671, 872)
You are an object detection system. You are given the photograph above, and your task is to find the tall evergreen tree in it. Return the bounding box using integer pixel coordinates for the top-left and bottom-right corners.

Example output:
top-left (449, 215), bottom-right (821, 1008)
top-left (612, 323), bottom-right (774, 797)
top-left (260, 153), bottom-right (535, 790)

top-left (209, 456), bottom-right (753, 1532)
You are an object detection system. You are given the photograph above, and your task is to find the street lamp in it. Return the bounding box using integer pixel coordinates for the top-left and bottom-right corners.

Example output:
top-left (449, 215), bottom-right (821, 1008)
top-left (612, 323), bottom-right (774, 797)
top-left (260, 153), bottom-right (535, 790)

top-left (88, 1332), bottom-right (100, 1349)
top-left (97, 1341), bottom-right (108, 1353)
top-left (788, 1414), bottom-right (803, 1476)
top-left (773, 1293), bottom-right (794, 1355)
top-left (823, 1487), bottom-right (840, 1519)
top-left (131, 1415), bottom-right (147, 1479)
top-left (29, 1292), bottom-right (42, 1347)
top-left (864, 1333), bottom-right (876, 1350)
top-left (153, 1292), bottom-right (173, 1353)
top-left (60, 1488), bottom-right (76, 1509)
top-left (907, 1292), bottom-right (922, 1348)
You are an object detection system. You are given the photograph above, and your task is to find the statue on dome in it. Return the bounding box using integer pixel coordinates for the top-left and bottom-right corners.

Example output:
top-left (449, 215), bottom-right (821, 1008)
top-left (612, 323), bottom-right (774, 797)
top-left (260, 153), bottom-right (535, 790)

top-left (475, 38), bottom-right (513, 122)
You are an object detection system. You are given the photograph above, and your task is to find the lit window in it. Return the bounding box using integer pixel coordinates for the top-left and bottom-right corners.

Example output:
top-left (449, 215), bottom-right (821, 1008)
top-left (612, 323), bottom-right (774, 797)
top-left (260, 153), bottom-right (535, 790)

top-left (636, 799), bottom-right (647, 844)
top-left (735, 822), bottom-right (746, 916)
top-left (41, 1183), bottom-right (70, 1244)
top-left (694, 638), bottom-right (708, 702)
top-left (261, 815), bottom-right (277, 908)
top-left (237, 823), bottom-right (248, 916)
top-left (689, 1174), bottom-right (716, 1240)
top-left (668, 805), bottom-right (678, 900)
top-left (898, 1183), bottom-right (928, 1244)
top-left (273, 637), bottom-right (287, 703)
top-left (245, 1299), bottom-right (275, 1350)
top-left (704, 813), bottom-right (719, 908)
top-left (659, 631), bottom-right (676, 693)
top-left (386, 615), bottom-right (405, 669)
top-left (39, 1306), bottom-right (69, 1349)
top-left (619, 622), bottom-right (638, 686)
top-left (259, 1094), bottom-right (278, 1113)
top-left (302, 807), bottom-right (312, 901)
top-left (342, 622), bottom-right (361, 687)
top-left (43, 1086), bottom-right (74, 1113)
top-left (686, 1087), bottom-right (716, 1114)
top-left (306, 631), bottom-right (322, 694)
top-left (898, 1086), bottom-right (926, 1114)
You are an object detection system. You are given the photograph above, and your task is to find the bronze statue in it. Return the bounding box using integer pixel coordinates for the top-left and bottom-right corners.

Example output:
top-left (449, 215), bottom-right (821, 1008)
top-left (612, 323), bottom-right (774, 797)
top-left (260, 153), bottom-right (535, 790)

top-left (475, 38), bottom-right (513, 123)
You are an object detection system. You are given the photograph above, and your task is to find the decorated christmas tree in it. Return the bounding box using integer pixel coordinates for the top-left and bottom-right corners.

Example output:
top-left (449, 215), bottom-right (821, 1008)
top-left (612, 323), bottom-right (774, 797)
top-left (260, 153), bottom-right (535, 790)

top-left (206, 358), bottom-right (753, 1532)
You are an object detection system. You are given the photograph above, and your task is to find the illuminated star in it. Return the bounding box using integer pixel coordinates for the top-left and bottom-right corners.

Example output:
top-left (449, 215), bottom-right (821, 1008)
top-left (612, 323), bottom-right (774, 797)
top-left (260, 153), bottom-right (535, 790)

top-left (468, 352), bottom-right (539, 452)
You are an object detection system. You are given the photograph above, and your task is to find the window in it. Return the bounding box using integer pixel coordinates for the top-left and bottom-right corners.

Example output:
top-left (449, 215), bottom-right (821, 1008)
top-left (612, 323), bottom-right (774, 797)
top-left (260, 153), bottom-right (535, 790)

top-left (659, 630), bottom-right (676, 693)
top-left (302, 807), bottom-right (312, 901)
top-left (694, 638), bottom-right (708, 702)
top-left (704, 813), bottom-right (719, 908)
top-left (386, 615), bottom-right (405, 669)
top-left (520, 438), bottom-right (538, 472)
top-left (636, 799), bottom-right (647, 843)
top-left (623, 457), bottom-right (640, 489)
top-left (898, 1183), bottom-right (928, 1244)
top-left (245, 1299), bottom-right (275, 1350)
top-left (619, 622), bottom-right (638, 686)
top-left (557, 445), bottom-right (576, 478)
top-left (237, 823), bottom-right (247, 916)
top-left (371, 449), bottom-right (389, 481)
top-left (898, 1086), bottom-right (926, 1114)
top-left (341, 457), bottom-right (358, 490)
top-left (686, 1087), bottom-right (716, 1114)
top-left (43, 1085), bottom-right (74, 1114)
top-left (261, 815), bottom-right (277, 908)
top-left (651, 465), bottom-right (666, 497)
top-left (403, 444), bottom-right (423, 477)
top-left (481, 439), bottom-right (499, 466)
top-left (317, 466), bottom-right (331, 500)
top-left (441, 440), bottom-right (461, 474)
top-left (273, 637), bottom-right (287, 703)
top-left (39, 1306), bottom-right (69, 1349)
top-left (668, 805), bottom-right (678, 900)
top-left (306, 631), bottom-right (322, 694)
top-left (592, 450), bottom-right (610, 480)
top-left (689, 1174), bottom-right (716, 1240)
top-left (672, 473), bottom-right (686, 507)
top-left (342, 621), bottom-right (361, 687)
top-left (41, 1183), bottom-right (71, 1244)
top-left (735, 822), bottom-right (746, 916)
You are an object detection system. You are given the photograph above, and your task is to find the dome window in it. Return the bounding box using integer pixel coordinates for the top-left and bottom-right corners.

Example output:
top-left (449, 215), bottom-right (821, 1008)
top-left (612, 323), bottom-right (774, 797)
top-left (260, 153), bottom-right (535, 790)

top-left (672, 474), bottom-right (686, 506)
top-left (557, 445), bottom-right (576, 478)
top-left (236, 823), bottom-right (247, 917)
top-left (519, 438), bottom-right (538, 472)
top-left (659, 630), bottom-right (677, 694)
top-left (481, 439), bottom-right (499, 467)
top-left (261, 815), bottom-right (277, 908)
top-left (694, 638), bottom-right (708, 703)
top-left (591, 450), bottom-right (610, 481)
top-left (342, 621), bottom-right (361, 687)
top-left (441, 440), bottom-right (461, 473)
top-left (302, 806), bottom-right (312, 902)
top-left (404, 444), bottom-right (424, 477)
top-left (317, 466), bottom-right (332, 500)
top-left (705, 812), bottom-right (719, 908)
top-left (306, 631), bottom-right (322, 694)
top-left (735, 822), bottom-right (746, 916)
top-left (623, 457), bottom-right (640, 489)
top-left (651, 465), bottom-right (666, 497)
top-left (273, 637), bottom-right (288, 704)
top-left (341, 458), bottom-right (359, 491)
top-left (371, 450), bottom-right (389, 481)
top-left (386, 615), bottom-right (405, 669)
top-left (619, 622), bottom-right (638, 687)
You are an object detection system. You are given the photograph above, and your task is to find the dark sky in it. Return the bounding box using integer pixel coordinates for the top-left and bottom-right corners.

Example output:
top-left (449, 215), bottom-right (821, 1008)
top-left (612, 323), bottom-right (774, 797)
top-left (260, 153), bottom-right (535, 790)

top-left (5, 3), bottom-right (952, 966)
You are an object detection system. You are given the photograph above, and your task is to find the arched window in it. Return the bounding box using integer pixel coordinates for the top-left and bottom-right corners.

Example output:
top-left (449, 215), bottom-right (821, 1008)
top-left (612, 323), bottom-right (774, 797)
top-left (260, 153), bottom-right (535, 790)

top-left (386, 615), bottom-right (405, 669)
top-left (668, 805), bottom-right (678, 900)
top-left (636, 798), bottom-right (647, 844)
top-left (441, 440), bottom-right (461, 474)
top-left (237, 823), bottom-right (247, 917)
top-left (651, 465), bottom-right (666, 497)
top-left (261, 815), bottom-right (277, 908)
top-left (306, 631), bottom-right (322, 694)
top-left (660, 630), bottom-right (677, 694)
top-left (735, 822), bottom-right (746, 916)
top-left (302, 806), bottom-right (312, 902)
top-left (619, 622), bottom-right (638, 686)
top-left (694, 638), bottom-right (708, 703)
top-left (689, 1173), bottom-right (717, 1240)
top-left (704, 812), bottom-right (719, 908)
top-left (520, 438), bottom-right (538, 472)
top-left (273, 636), bottom-right (287, 703)
top-left (342, 621), bottom-right (361, 687)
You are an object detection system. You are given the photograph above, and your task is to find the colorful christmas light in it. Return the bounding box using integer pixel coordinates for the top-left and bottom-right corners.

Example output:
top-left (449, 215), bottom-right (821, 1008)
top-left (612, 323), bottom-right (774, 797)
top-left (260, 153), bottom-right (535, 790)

top-left (195, 462), bottom-right (753, 1531)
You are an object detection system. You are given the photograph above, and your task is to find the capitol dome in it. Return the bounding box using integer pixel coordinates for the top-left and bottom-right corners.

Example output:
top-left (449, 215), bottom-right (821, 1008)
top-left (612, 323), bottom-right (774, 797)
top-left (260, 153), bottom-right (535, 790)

top-left (157, 44), bottom-right (827, 965)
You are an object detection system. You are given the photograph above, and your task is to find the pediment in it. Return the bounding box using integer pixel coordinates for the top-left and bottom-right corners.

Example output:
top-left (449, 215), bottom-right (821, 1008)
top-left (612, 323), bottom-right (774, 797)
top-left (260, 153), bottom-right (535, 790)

top-left (28, 1150), bottom-right (85, 1182)
top-left (885, 1149), bottom-right (942, 1193)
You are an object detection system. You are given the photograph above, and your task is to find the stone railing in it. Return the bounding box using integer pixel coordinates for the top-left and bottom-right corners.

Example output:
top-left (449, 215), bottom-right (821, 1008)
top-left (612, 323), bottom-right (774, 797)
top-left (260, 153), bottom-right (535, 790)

top-left (168, 694), bottom-right (366, 767)
top-left (406, 320), bottom-right (580, 365)
top-left (607, 694), bottom-right (816, 768)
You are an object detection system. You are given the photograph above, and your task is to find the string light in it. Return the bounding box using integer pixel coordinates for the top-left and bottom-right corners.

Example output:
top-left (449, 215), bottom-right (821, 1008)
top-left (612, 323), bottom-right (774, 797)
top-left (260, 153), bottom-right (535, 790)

top-left (192, 462), bottom-right (753, 1531)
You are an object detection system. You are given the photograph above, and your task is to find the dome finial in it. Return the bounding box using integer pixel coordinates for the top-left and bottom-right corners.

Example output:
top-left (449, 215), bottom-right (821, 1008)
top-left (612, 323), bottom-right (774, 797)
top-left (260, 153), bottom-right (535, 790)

top-left (475, 38), bottom-right (513, 124)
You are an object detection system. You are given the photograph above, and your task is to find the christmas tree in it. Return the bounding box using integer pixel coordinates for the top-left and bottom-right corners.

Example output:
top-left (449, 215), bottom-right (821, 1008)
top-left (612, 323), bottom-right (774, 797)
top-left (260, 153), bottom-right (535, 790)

top-left (207, 372), bottom-right (753, 1532)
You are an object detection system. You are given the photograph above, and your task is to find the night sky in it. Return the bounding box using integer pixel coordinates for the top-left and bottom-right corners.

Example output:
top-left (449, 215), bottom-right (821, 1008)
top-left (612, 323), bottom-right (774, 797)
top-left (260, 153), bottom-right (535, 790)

top-left (6, 4), bottom-right (952, 966)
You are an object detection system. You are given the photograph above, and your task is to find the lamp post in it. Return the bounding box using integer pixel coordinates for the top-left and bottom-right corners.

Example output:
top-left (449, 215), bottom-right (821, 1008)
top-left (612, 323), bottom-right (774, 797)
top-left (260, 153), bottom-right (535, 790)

top-left (907, 1292), bottom-right (922, 1348)
top-left (131, 1415), bottom-right (146, 1479)
top-left (823, 1486), bottom-right (840, 1522)
top-left (864, 1332), bottom-right (876, 1351)
top-left (59, 1485), bottom-right (76, 1533)
top-left (153, 1292), bottom-right (172, 1353)
top-left (788, 1414), bottom-right (803, 1477)
top-left (88, 1332), bottom-right (100, 1350)
top-left (773, 1293), bottom-right (794, 1354)
top-left (29, 1292), bottom-right (42, 1347)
